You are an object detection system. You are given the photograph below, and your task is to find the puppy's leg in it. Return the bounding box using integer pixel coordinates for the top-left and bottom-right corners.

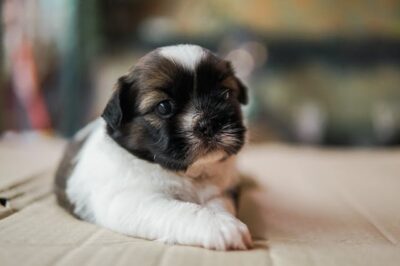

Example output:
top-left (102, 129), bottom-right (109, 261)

top-left (205, 195), bottom-right (252, 247)
top-left (97, 192), bottom-right (252, 250)
top-left (205, 195), bottom-right (237, 215)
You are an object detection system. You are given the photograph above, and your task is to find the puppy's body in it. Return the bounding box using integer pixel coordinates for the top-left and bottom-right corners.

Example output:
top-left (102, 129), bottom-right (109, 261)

top-left (56, 45), bottom-right (252, 250)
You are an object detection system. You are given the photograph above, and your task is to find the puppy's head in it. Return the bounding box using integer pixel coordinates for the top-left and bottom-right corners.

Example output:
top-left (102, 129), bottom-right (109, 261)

top-left (102, 44), bottom-right (248, 171)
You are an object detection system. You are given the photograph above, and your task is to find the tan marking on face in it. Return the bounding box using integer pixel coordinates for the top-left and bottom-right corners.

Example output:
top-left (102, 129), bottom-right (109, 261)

top-left (133, 53), bottom-right (182, 114)
top-left (126, 123), bottom-right (145, 145)
top-left (221, 76), bottom-right (240, 97)
top-left (184, 150), bottom-right (227, 178)
top-left (219, 132), bottom-right (242, 147)
top-left (179, 105), bottom-right (201, 131)
top-left (221, 76), bottom-right (237, 88)
top-left (138, 90), bottom-right (169, 113)
top-left (144, 114), bottom-right (163, 128)
top-left (193, 150), bottom-right (226, 166)
top-left (177, 104), bottom-right (206, 164)
top-left (134, 52), bottom-right (177, 89)
top-left (140, 73), bottom-right (173, 90)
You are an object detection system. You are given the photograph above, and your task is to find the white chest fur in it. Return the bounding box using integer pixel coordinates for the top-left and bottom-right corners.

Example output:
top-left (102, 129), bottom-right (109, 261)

top-left (64, 118), bottom-right (250, 250)
top-left (66, 118), bottom-right (238, 221)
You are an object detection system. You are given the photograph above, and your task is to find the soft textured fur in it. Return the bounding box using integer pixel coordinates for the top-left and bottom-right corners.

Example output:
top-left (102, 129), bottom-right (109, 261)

top-left (55, 44), bottom-right (252, 250)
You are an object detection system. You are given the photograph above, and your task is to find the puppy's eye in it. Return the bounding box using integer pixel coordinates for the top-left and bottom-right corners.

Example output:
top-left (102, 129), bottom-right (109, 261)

top-left (223, 89), bottom-right (231, 100)
top-left (155, 100), bottom-right (174, 118)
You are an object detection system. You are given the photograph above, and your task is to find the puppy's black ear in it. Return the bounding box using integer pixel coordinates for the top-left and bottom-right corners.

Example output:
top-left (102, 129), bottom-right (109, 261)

top-left (234, 77), bottom-right (248, 105)
top-left (101, 75), bottom-right (134, 130)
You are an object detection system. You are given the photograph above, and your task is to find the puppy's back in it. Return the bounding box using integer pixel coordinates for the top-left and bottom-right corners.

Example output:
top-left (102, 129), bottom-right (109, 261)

top-left (54, 119), bottom-right (100, 214)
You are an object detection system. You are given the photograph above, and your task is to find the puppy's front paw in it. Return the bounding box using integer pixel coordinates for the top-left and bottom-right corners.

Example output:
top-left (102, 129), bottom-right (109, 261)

top-left (197, 211), bottom-right (253, 251)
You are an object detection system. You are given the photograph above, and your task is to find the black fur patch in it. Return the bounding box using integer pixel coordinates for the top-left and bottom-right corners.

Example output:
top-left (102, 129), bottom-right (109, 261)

top-left (54, 133), bottom-right (90, 216)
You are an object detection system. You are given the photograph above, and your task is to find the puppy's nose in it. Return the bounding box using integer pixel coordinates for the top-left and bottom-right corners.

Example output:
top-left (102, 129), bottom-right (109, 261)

top-left (195, 120), bottom-right (214, 138)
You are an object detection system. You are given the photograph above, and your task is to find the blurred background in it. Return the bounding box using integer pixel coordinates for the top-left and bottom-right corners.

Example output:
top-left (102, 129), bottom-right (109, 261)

top-left (1, 0), bottom-right (399, 146)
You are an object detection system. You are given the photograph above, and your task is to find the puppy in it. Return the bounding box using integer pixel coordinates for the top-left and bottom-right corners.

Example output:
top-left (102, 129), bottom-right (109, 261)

top-left (55, 44), bottom-right (252, 250)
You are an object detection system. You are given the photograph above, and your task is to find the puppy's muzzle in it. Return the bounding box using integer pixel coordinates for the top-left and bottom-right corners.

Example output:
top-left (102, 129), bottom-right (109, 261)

top-left (194, 119), bottom-right (218, 139)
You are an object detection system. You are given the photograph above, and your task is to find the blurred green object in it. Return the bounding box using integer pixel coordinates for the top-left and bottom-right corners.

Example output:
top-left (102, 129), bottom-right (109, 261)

top-left (57, 0), bottom-right (100, 136)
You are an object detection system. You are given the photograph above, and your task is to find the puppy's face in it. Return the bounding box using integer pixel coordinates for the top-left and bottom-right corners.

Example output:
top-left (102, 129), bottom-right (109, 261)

top-left (102, 45), bottom-right (248, 171)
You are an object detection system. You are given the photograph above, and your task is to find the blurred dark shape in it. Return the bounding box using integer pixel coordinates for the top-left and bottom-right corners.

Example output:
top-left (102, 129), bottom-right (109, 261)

top-left (0, 0), bottom-right (399, 145)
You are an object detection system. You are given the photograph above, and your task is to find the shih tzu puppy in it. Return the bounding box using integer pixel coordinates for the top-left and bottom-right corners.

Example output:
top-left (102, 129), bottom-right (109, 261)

top-left (55, 44), bottom-right (252, 250)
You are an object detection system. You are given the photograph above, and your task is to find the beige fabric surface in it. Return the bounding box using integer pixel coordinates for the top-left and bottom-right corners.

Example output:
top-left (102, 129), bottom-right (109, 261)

top-left (0, 135), bottom-right (399, 266)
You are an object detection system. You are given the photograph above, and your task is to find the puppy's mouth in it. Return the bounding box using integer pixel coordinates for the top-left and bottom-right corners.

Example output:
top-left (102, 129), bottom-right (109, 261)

top-left (191, 125), bottom-right (246, 161)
